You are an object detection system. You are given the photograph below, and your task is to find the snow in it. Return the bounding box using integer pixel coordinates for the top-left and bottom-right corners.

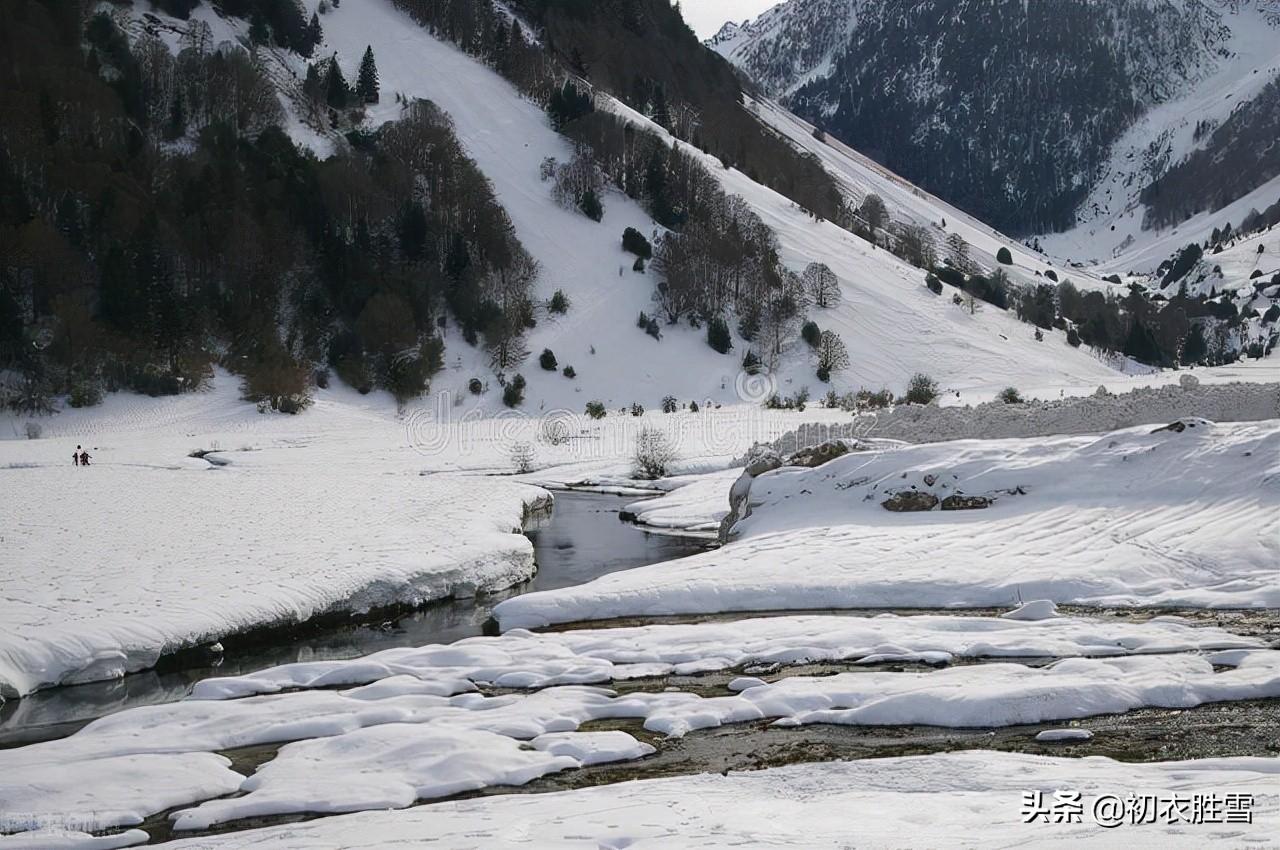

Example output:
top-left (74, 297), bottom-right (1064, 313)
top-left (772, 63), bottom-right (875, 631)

top-left (495, 420), bottom-right (1280, 628)
top-left (0, 832), bottom-right (148, 850)
top-left (189, 609), bottom-right (1263, 701)
top-left (158, 751), bottom-right (1280, 848)
top-left (1002, 601), bottom-right (1063, 622)
top-left (169, 726), bottom-right (648, 830)
top-left (1036, 729), bottom-right (1095, 743)
top-left (0, 752), bottom-right (242, 833)
top-left (0, 374), bottom-right (551, 700)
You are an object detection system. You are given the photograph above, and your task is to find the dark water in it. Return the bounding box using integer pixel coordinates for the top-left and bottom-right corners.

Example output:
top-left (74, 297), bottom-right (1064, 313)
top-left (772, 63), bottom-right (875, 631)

top-left (0, 492), bottom-right (706, 747)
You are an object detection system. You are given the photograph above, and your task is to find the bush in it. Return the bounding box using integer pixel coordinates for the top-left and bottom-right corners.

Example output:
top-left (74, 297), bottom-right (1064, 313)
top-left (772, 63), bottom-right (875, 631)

top-left (1044, 269), bottom-right (1059, 282)
top-left (637, 311), bottom-right (661, 339)
top-left (562, 365), bottom-right (576, 378)
top-left (622, 227), bottom-right (653, 259)
top-left (633, 426), bottom-right (675, 479)
top-left (925, 273), bottom-right (943, 295)
top-left (998, 386), bottom-right (1023, 404)
top-left (996, 246), bottom-right (1013, 264)
top-left (707, 316), bottom-right (732, 353)
top-left (503, 374), bottom-right (526, 407)
top-left (539, 348), bottom-right (558, 370)
top-left (1066, 327), bottom-right (1082, 347)
top-left (742, 350), bottom-right (761, 374)
top-left (904, 373), bottom-right (938, 405)
top-left (661, 395), bottom-right (678, 413)
top-left (801, 320), bottom-right (821, 347)
top-left (689, 400), bottom-right (699, 412)
top-left (548, 289), bottom-right (570, 314)
top-left (468, 377), bottom-right (484, 395)
top-left (68, 380), bottom-right (103, 409)
top-left (578, 189), bottom-right (603, 221)
top-left (630, 402), bottom-right (644, 417)
top-left (585, 400), bottom-right (607, 419)
top-left (816, 365), bottom-right (830, 382)
top-left (632, 256), bottom-right (645, 273)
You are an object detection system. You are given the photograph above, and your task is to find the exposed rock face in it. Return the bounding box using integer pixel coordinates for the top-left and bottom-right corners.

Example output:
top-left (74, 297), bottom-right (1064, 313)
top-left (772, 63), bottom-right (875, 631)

top-left (719, 447), bottom-right (783, 543)
top-left (881, 491), bottom-right (940, 512)
top-left (787, 440), bottom-right (849, 468)
top-left (940, 494), bottom-right (991, 511)
top-left (1150, 417), bottom-right (1213, 434)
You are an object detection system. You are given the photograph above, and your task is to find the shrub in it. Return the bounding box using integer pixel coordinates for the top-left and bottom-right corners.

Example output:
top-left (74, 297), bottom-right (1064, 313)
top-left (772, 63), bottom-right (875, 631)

top-left (816, 365), bottom-right (831, 382)
top-left (1066, 327), bottom-right (1082, 347)
top-left (468, 377), bottom-right (484, 395)
top-left (578, 189), bottom-right (603, 221)
top-left (1044, 269), bottom-right (1059, 282)
top-left (633, 426), bottom-right (675, 479)
top-left (998, 386), bottom-right (1023, 404)
top-left (925, 273), bottom-right (943, 295)
top-left (562, 365), bottom-right (576, 378)
top-left (801, 320), bottom-right (821, 347)
top-left (661, 395), bottom-right (678, 413)
top-left (630, 402), bottom-right (644, 417)
top-left (548, 289), bottom-right (570, 314)
top-left (706, 316), bottom-right (733, 353)
top-left (1104, 274), bottom-right (1122, 285)
top-left (632, 257), bottom-right (645, 273)
top-left (996, 246), bottom-right (1013, 265)
top-left (622, 227), bottom-right (653, 259)
top-left (539, 348), bottom-right (558, 370)
top-left (689, 400), bottom-right (699, 412)
top-left (68, 380), bottom-right (103, 409)
top-left (510, 441), bottom-right (534, 473)
top-left (904, 373), bottom-right (938, 405)
top-left (585, 400), bottom-right (606, 419)
top-left (742, 350), bottom-right (761, 374)
top-left (503, 374), bottom-right (526, 407)
top-left (638, 311), bottom-right (661, 339)
top-left (313, 369), bottom-right (330, 389)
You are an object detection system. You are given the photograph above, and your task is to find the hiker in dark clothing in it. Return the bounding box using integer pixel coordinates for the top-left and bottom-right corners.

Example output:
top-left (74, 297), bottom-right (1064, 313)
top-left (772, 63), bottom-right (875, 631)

top-left (74, 446), bottom-right (81, 466)
top-left (79, 450), bottom-right (90, 466)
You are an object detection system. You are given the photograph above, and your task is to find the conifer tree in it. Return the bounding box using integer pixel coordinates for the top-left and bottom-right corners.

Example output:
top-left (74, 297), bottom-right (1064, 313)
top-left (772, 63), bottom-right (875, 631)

top-left (304, 12), bottom-right (323, 57)
top-left (325, 56), bottom-right (349, 109)
top-left (357, 45), bottom-right (379, 104)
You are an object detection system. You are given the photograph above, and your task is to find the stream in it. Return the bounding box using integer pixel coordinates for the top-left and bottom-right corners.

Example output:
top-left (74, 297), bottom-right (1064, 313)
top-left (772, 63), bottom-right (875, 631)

top-left (0, 492), bottom-right (707, 748)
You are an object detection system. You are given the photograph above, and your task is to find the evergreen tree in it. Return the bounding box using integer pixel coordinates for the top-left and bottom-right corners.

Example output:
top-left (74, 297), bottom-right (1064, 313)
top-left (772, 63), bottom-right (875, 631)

top-left (249, 11), bottom-right (270, 46)
top-left (164, 90), bottom-right (186, 141)
top-left (357, 45), bottom-right (379, 104)
top-left (304, 12), bottom-right (323, 57)
top-left (325, 56), bottom-right (349, 109)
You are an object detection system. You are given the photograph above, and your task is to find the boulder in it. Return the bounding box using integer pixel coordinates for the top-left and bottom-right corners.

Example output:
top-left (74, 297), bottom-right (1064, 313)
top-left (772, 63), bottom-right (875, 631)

top-left (787, 440), bottom-right (849, 468)
top-left (881, 490), bottom-right (940, 512)
top-left (940, 494), bottom-right (991, 510)
top-left (719, 447), bottom-right (783, 542)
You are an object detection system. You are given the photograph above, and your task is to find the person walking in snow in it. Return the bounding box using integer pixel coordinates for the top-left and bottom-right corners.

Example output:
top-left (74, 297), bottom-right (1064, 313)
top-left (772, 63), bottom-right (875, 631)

top-left (79, 449), bottom-right (90, 467)
top-left (73, 445), bottom-right (81, 466)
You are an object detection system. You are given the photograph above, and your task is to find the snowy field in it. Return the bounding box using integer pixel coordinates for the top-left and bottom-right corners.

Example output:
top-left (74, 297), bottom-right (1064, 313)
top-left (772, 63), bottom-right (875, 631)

top-left (497, 419), bottom-right (1280, 628)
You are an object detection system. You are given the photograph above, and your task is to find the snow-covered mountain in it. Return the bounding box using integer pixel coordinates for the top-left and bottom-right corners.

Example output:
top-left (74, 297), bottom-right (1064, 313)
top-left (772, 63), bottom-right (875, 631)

top-left (711, 0), bottom-right (1280, 241)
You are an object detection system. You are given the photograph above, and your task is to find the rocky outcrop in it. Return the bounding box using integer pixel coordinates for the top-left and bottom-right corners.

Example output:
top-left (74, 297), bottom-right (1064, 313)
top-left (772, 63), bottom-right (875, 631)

top-left (719, 447), bottom-right (783, 543)
top-left (940, 494), bottom-right (992, 511)
top-left (787, 440), bottom-right (850, 468)
top-left (881, 491), bottom-right (940, 512)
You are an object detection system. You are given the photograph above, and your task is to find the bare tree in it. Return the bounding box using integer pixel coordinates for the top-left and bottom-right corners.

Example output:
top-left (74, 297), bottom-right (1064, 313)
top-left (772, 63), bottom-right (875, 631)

top-left (859, 193), bottom-right (888, 233)
top-left (802, 261), bottom-right (841, 308)
top-left (894, 222), bottom-right (936, 269)
top-left (816, 329), bottom-right (850, 374)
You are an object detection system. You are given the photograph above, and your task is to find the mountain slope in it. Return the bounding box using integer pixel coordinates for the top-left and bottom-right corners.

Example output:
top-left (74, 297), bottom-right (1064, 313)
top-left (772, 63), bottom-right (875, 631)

top-left (713, 0), bottom-right (1280, 240)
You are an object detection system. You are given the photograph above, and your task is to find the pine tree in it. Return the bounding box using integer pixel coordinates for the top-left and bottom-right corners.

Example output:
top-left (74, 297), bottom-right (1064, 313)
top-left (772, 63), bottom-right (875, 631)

top-left (164, 90), bottom-right (187, 141)
top-left (304, 12), bottom-right (323, 57)
top-left (325, 56), bottom-right (349, 109)
top-left (357, 45), bottom-right (379, 104)
top-left (249, 12), bottom-right (270, 46)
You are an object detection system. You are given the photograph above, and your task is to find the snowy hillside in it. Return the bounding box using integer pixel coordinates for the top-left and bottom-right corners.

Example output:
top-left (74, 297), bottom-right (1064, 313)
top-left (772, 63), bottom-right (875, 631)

top-left (155, 0), bottom-right (1127, 410)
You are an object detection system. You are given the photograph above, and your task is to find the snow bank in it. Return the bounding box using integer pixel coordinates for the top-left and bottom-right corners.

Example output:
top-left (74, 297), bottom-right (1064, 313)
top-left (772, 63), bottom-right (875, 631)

top-left (190, 611), bottom-right (1261, 701)
top-left (760, 381), bottom-right (1280, 453)
top-left (159, 751), bottom-right (1280, 848)
top-left (0, 412), bottom-right (547, 699)
top-left (0, 752), bottom-right (242, 833)
top-left (496, 421), bottom-right (1280, 627)
top-left (170, 726), bottom-right (648, 830)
